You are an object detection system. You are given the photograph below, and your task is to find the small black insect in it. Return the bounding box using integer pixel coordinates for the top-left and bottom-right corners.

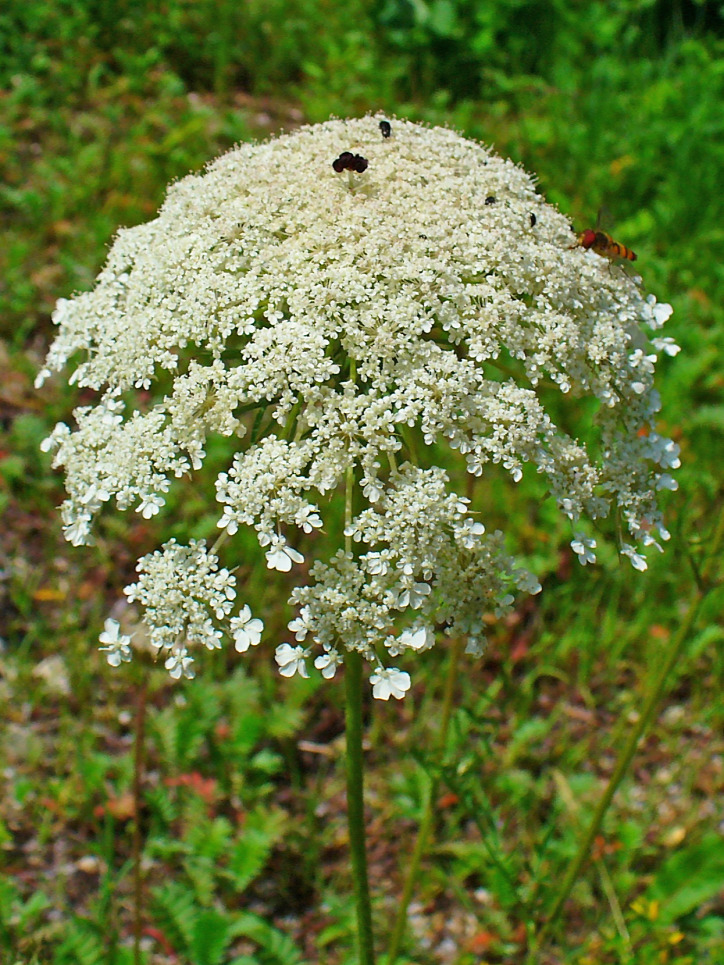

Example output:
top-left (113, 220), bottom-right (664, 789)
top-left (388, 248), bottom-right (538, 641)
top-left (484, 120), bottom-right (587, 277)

top-left (379, 120), bottom-right (391, 138)
top-left (332, 151), bottom-right (355, 173)
top-left (332, 152), bottom-right (368, 173)
top-left (530, 213), bottom-right (537, 227)
top-left (485, 196), bottom-right (496, 205)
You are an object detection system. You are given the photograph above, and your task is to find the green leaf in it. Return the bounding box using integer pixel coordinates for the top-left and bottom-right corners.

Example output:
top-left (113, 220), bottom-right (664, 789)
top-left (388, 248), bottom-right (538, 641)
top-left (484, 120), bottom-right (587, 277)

top-left (227, 827), bottom-right (275, 891)
top-left (190, 909), bottom-right (233, 965)
top-left (151, 881), bottom-right (198, 950)
top-left (55, 921), bottom-right (106, 965)
top-left (504, 717), bottom-right (554, 765)
top-left (645, 834), bottom-right (724, 924)
top-left (145, 784), bottom-right (179, 826)
top-left (229, 911), bottom-right (303, 965)
top-left (428, 0), bottom-right (460, 38)
top-left (187, 816), bottom-right (234, 859)
top-left (15, 889), bottom-right (51, 929)
top-left (183, 854), bottom-right (216, 906)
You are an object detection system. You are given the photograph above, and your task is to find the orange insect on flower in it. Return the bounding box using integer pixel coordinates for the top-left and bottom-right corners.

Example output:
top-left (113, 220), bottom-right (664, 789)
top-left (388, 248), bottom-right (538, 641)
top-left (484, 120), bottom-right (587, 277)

top-left (571, 228), bottom-right (637, 262)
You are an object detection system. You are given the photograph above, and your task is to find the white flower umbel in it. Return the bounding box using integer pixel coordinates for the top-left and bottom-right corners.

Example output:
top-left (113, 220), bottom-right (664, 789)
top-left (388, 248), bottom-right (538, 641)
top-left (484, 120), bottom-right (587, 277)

top-left (40, 117), bottom-right (677, 692)
top-left (123, 539), bottom-right (237, 677)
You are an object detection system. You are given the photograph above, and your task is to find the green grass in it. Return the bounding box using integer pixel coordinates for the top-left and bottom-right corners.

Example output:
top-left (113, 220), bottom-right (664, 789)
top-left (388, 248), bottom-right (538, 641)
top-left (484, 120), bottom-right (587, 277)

top-left (1, 2), bottom-right (723, 963)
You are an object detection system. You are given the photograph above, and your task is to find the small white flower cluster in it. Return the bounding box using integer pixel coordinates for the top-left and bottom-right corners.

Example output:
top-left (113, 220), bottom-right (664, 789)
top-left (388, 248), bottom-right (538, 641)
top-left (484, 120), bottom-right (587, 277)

top-left (38, 117), bottom-right (678, 695)
top-left (124, 539), bottom-right (237, 678)
top-left (216, 437), bottom-right (323, 569)
top-left (273, 465), bottom-right (540, 694)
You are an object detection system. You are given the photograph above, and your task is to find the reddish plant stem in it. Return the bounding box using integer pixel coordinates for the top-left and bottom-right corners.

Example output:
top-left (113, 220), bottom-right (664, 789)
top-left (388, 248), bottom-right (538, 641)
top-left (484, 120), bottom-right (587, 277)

top-left (133, 677), bottom-right (148, 965)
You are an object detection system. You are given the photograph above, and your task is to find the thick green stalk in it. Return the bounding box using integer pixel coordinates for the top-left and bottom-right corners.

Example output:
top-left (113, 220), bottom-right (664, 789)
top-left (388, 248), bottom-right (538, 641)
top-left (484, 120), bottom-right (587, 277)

top-left (343, 391), bottom-right (376, 964)
top-left (387, 637), bottom-right (462, 964)
top-left (345, 649), bottom-right (376, 965)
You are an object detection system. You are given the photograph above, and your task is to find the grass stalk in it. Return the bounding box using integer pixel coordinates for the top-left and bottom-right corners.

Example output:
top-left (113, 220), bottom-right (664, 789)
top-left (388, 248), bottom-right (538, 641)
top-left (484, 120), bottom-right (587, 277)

top-left (532, 505), bottom-right (723, 958)
top-left (132, 677), bottom-right (148, 965)
top-left (387, 636), bottom-right (463, 964)
top-left (531, 596), bottom-right (701, 958)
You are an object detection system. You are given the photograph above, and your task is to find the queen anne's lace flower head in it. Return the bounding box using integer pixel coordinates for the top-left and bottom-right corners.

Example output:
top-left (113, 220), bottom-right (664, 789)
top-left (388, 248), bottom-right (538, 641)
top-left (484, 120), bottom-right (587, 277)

top-left (40, 117), bottom-right (677, 695)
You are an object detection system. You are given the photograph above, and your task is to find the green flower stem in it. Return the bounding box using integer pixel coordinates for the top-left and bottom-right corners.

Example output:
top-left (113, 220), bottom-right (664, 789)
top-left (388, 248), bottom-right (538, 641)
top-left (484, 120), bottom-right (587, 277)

top-left (387, 636), bottom-right (463, 965)
top-left (345, 649), bottom-right (376, 965)
top-left (533, 507), bottom-right (723, 958)
top-left (342, 380), bottom-right (376, 965)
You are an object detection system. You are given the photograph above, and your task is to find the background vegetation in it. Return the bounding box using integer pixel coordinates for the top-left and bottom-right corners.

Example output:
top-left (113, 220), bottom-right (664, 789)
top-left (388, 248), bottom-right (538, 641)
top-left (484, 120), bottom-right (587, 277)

top-left (1, 1), bottom-right (723, 962)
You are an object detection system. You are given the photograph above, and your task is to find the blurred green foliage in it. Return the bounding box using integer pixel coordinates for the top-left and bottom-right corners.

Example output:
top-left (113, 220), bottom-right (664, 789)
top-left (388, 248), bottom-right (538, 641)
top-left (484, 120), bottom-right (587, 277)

top-left (2, 0), bottom-right (721, 101)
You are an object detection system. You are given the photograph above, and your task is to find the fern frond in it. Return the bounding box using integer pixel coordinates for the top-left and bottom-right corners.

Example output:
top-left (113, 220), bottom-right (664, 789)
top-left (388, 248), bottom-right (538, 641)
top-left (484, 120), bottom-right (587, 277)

top-left (229, 911), bottom-right (303, 965)
top-left (151, 880), bottom-right (198, 950)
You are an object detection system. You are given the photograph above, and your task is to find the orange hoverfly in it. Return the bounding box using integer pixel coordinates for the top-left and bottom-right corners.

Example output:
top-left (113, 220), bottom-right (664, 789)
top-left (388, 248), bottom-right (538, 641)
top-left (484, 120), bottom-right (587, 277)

top-left (570, 209), bottom-right (637, 263)
top-left (571, 227), bottom-right (637, 262)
